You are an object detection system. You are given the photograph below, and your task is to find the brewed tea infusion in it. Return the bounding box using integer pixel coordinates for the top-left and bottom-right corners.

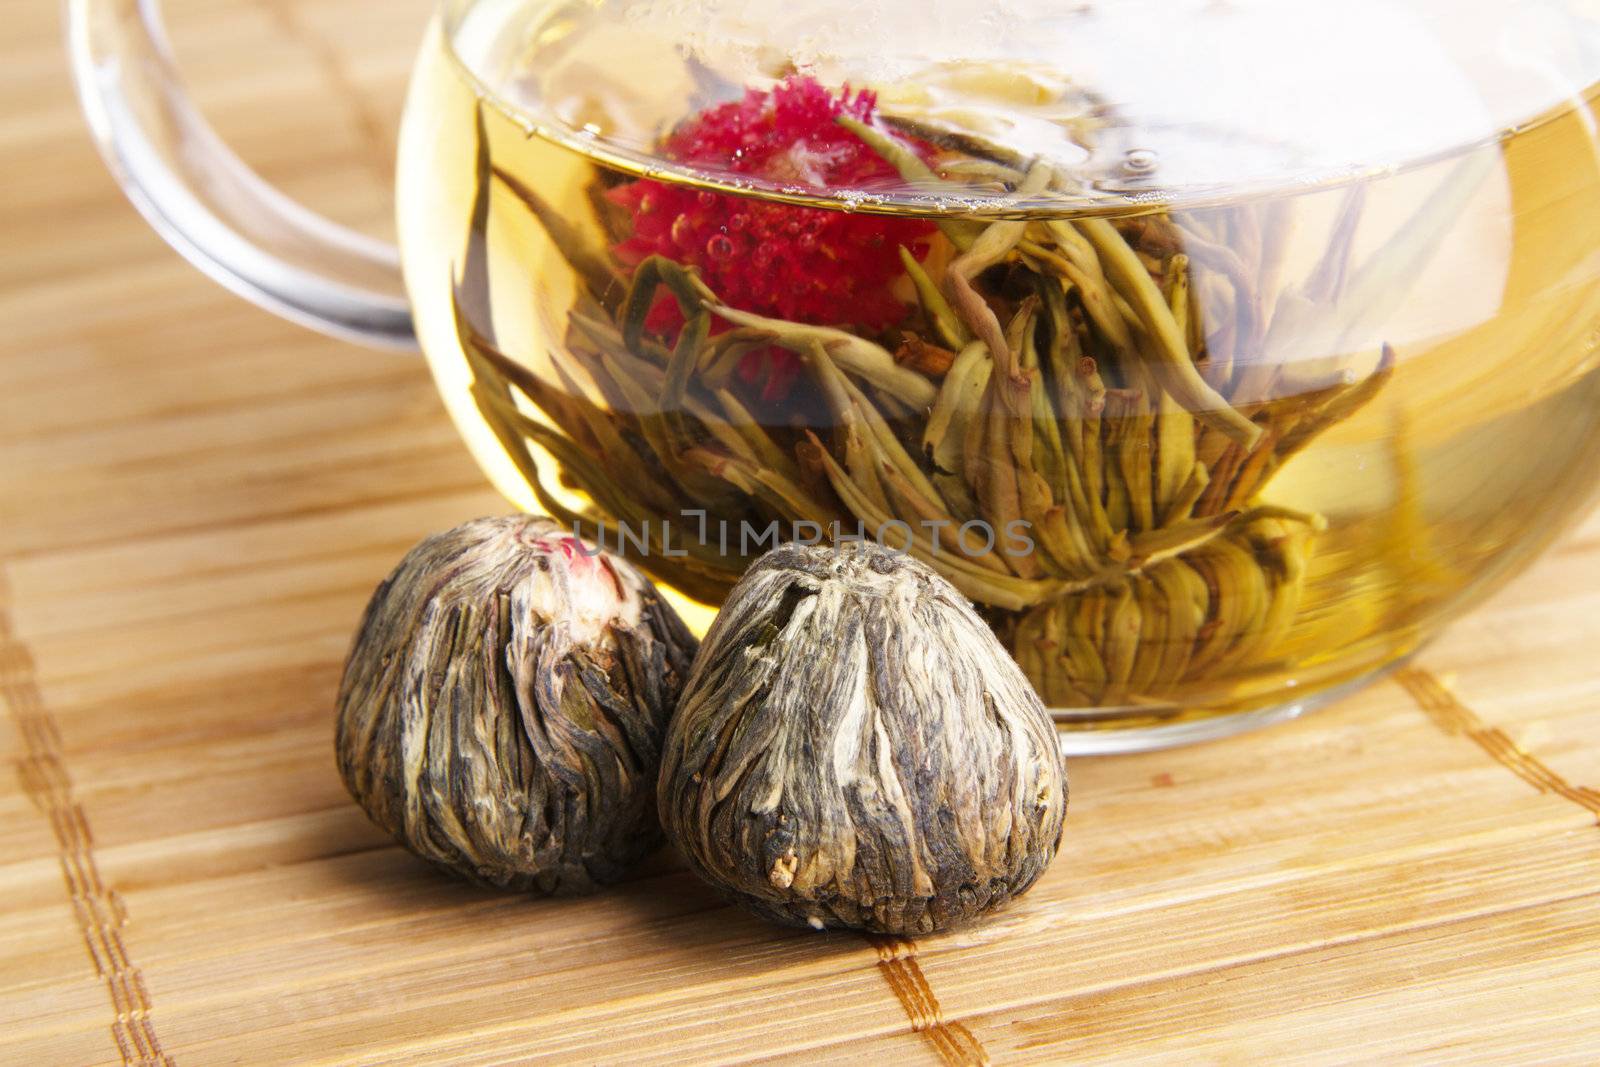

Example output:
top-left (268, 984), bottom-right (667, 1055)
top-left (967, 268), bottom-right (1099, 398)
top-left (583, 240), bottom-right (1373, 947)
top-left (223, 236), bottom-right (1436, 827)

top-left (398, 0), bottom-right (1600, 747)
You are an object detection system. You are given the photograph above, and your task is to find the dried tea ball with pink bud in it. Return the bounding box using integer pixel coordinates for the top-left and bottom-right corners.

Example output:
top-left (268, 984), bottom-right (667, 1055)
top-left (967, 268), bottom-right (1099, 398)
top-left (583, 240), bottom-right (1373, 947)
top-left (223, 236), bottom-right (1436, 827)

top-left (335, 516), bottom-right (697, 893)
top-left (658, 541), bottom-right (1068, 934)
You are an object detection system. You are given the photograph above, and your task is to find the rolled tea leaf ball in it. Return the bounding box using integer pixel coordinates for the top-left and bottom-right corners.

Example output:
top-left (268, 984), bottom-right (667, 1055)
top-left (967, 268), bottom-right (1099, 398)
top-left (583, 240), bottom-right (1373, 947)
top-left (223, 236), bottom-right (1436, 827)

top-left (659, 541), bottom-right (1068, 934)
top-left (336, 515), bottom-right (697, 894)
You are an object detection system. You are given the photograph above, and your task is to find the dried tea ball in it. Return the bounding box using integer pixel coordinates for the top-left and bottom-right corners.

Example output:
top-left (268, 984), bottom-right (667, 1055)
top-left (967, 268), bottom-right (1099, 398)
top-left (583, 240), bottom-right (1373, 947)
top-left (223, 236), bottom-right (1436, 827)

top-left (335, 516), bottom-right (697, 894)
top-left (658, 541), bottom-right (1067, 934)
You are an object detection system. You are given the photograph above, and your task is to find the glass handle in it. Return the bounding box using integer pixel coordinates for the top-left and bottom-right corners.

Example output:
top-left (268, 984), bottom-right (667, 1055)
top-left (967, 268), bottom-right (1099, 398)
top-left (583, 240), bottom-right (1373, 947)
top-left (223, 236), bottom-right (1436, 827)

top-left (65, 0), bottom-right (418, 350)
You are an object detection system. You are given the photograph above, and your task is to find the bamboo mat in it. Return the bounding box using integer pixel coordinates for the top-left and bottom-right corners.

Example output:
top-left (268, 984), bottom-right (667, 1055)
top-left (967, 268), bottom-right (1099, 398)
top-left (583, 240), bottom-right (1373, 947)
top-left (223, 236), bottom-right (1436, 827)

top-left (4, 2), bottom-right (1600, 1063)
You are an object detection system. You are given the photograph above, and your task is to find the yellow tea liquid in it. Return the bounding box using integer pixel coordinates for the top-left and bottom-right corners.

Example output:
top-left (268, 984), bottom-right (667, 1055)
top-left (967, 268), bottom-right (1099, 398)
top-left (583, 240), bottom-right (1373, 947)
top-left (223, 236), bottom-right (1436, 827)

top-left (398, 0), bottom-right (1600, 746)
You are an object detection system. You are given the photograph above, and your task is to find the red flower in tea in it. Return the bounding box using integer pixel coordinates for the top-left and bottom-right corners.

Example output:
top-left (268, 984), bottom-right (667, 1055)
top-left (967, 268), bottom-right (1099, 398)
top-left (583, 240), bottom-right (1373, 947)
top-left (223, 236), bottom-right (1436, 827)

top-left (608, 76), bottom-right (936, 401)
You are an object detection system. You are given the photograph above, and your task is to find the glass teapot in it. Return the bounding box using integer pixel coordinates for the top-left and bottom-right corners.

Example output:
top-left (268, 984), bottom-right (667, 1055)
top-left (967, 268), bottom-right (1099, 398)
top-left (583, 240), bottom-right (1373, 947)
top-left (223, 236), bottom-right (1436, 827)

top-left (69, 0), bottom-right (1600, 752)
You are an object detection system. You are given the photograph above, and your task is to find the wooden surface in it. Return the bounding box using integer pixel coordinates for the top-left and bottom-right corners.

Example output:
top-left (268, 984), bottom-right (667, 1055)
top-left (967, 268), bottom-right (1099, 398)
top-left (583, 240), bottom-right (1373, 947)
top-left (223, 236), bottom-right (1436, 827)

top-left (5, 3), bottom-right (1600, 1063)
